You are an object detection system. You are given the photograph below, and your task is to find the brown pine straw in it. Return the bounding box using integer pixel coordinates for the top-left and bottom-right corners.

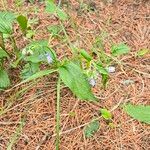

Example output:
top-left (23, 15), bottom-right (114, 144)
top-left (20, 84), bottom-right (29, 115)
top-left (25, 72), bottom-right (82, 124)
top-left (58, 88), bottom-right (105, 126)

top-left (0, 0), bottom-right (150, 149)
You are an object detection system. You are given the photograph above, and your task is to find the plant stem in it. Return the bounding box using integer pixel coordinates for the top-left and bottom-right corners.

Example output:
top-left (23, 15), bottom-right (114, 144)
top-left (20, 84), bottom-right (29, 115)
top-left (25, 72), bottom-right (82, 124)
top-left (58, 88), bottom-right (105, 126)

top-left (56, 76), bottom-right (61, 150)
top-left (10, 36), bottom-right (19, 57)
top-left (60, 22), bottom-right (77, 55)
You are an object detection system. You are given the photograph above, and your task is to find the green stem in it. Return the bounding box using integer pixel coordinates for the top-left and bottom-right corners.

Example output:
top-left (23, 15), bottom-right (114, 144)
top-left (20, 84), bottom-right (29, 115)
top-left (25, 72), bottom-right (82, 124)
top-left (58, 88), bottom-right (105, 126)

top-left (60, 22), bottom-right (77, 55)
top-left (56, 76), bottom-right (61, 150)
top-left (10, 36), bottom-right (19, 57)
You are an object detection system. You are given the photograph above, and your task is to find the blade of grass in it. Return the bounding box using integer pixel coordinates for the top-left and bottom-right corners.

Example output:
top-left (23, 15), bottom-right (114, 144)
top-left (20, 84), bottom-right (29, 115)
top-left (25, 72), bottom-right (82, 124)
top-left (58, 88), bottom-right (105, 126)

top-left (5, 69), bottom-right (57, 92)
top-left (7, 117), bottom-right (25, 150)
top-left (56, 76), bottom-right (61, 150)
top-left (0, 82), bottom-right (35, 116)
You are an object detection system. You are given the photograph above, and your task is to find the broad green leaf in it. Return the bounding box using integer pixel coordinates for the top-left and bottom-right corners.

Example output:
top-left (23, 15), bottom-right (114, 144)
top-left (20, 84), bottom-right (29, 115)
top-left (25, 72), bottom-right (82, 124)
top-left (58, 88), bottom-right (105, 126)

top-left (23, 40), bottom-right (56, 63)
top-left (0, 48), bottom-right (9, 58)
top-left (124, 104), bottom-right (150, 124)
top-left (21, 63), bottom-right (40, 79)
top-left (84, 120), bottom-right (100, 138)
top-left (0, 11), bottom-right (15, 34)
top-left (58, 61), bottom-right (97, 101)
top-left (80, 49), bottom-right (92, 62)
top-left (0, 69), bottom-right (10, 88)
top-left (136, 49), bottom-right (149, 57)
top-left (111, 43), bottom-right (130, 56)
top-left (96, 63), bottom-right (108, 75)
top-left (56, 8), bottom-right (68, 21)
top-left (21, 69), bottom-right (56, 84)
top-left (45, 0), bottom-right (57, 13)
top-left (45, 1), bottom-right (68, 20)
top-left (17, 15), bottom-right (28, 33)
top-left (100, 108), bottom-right (112, 120)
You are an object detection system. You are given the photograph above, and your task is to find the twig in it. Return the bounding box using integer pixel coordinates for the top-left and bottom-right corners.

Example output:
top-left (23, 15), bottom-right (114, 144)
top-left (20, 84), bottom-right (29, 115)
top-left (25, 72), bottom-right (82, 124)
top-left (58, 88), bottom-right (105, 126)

top-left (58, 0), bottom-right (62, 7)
top-left (35, 133), bottom-right (49, 150)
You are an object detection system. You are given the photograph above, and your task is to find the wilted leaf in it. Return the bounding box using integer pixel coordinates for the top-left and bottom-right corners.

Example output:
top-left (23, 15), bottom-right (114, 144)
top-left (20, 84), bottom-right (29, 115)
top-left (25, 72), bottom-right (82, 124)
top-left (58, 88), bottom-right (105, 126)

top-left (124, 104), bottom-right (150, 124)
top-left (111, 43), bottom-right (130, 56)
top-left (84, 120), bottom-right (100, 138)
top-left (0, 69), bottom-right (10, 88)
top-left (100, 108), bottom-right (112, 120)
top-left (121, 79), bottom-right (135, 85)
top-left (58, 61), bottom-right (97, 101)
top-left (47, 25), bottom-right (62, 36)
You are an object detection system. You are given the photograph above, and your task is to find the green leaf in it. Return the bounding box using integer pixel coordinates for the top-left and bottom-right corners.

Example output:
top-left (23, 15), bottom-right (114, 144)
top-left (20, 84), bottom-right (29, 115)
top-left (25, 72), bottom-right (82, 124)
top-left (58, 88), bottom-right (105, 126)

top-left (21, 69), bottom-right (56, 84)
top-left (111, 43), bottom-right (130, 56)
top-left (96, 63), bottom-right (108, 75)
top-left (124, 104), bottom-right (150, 124)
top-left (136, 49), bottom-right (149, 57)
top-left (58, 61), bottom-right (97, 101)
top-left (23, 40), bottom-right (56, 63)
top-left (84, 120), bottom-right (100, 138)
top-left (102, 74), bottom-right (109, 89)
top-left (17, 15), bottom-right (28, 33)
top-left (0, 69), bottom-right (10, 88)
top-left (56, 8), bottom-right (68, 21)
top-left (0, 11), bottom-right (15, 34)
top-left (0, 48), bottom-right (9, 58)
top-left (21, 63), bottom-right (40, 79)
top-left (100, 108), bottom-right (112, 120)
top-left (80, 49), bottom-right (92, 62)
top-left (26, 29), bottom-right (35, 39)
top-left (45, 0), bottom-right (57, 13)
top-left (45, 1), bottom-right (68, 20)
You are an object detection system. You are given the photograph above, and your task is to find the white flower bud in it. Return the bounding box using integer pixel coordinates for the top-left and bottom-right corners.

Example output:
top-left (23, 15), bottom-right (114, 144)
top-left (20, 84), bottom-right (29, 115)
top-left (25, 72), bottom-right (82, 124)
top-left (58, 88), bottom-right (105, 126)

top-left (106, 66), bottom-right (116, 73)
top-left (89, 78), bottom-right (96, 87)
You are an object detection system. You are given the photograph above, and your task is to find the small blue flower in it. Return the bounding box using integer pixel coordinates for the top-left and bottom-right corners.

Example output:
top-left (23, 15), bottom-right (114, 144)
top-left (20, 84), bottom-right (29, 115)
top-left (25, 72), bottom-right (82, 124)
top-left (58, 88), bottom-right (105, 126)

top-left (38, 52), bottom-right (53, 64)
top-left (45, 53), bottom-right (53, 64)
